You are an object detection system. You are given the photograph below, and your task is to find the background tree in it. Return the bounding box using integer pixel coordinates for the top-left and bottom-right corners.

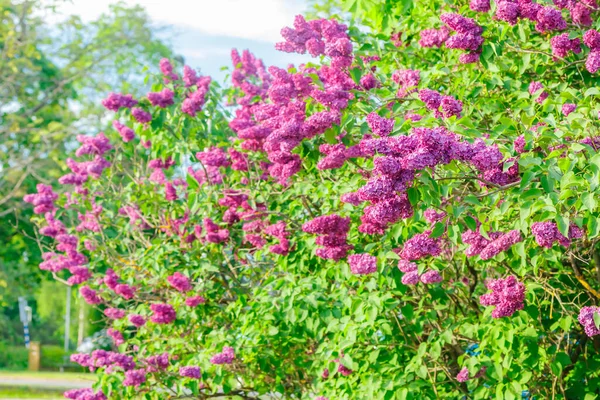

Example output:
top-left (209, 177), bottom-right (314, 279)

top-left (0, 0), bottom-right (176, 346)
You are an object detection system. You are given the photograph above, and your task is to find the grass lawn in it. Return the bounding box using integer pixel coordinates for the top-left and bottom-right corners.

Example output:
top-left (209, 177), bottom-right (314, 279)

top-left (0, 386), bottom-right (64, 399)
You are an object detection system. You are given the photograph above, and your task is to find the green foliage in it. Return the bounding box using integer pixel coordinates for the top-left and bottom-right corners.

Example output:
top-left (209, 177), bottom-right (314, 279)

top-left (0, 343), bottom-right (28, 370)
top-left (24, 0), bottom-right (600, 399)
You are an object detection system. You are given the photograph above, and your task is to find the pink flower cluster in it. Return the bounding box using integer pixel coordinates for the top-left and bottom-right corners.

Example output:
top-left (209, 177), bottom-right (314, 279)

top-left (418, 89), bottom-right (463, 119)
top-left (578, 306), bottom-right (600, 337)
top-left (440, 13), bottom-right (484, 64)
top-left (302, 215), bottom-right (353, 260)
top-left (228, 16), bottom-right (355, 185)
top-left (179, 366), bottom-right (201, 378)
top-left (347, 253), bottom-right (377, 275)
top-left (24, 184), bottom-right (58, 214)
top-left (392, 69), bottom-right (420, 97)
top-left (182, 76), bottom-right (211, 116)
top-left (479, 275), bottom-right (525, 318)
top-left (551, 33), bottom-right (581, 58)
top-left (101, 92), bottom-right (137, 111)
top-left (64, 389), bottom-right (106, 400)
top-left (210, 346), bottom-right (235, 365)
top-left (462, 228), bottom-right (522, 260)
top-left (398, 258), bottom-right (443, 285)
top-left (150, 303), bottom-right (176, 324)
top-left (584, 30), bottom-right (600, 73)
top-left (167, 272), bottom-right (192, 293)
top-left (528, 81), bottom-right (548, 104)
top-left (531, 221), bottom-right (583, 248)
top-left (71, 350), bottom-right (135, 372)
top-left (419, 26), bottom-right (450, 48)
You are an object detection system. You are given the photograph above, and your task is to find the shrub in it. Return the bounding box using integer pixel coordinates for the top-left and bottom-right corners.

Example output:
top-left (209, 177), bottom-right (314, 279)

top-left (25, 2), bottom-right (600, 400)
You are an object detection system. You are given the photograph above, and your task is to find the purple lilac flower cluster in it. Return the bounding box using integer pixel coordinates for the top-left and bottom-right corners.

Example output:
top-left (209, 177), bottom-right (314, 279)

top-left (528, 81), bottom-right (549, 104)
top-left (64, 389), bottom-right (106, 400)
top-left (551, 33), bottom-right (581, 58)
top-left (419, 26), bottom-right (450, 48)
top-left (584, 30), bottom-right (600, 73)
top-left (397, 254), bottom-right (443, 285)
top-left (210, 346), bottom-right (235, 365)
top-left (347, 253), bottom-right (377, 275)
top-left (462, 228), bottom-right (523, 259)
top-left (228, 16), bottom-right (355, 185)
top-left (145, 352), bottom-right (169, 372)
top-left (150, 303), bottom-right (176, 324)
top-left (392, 69), bottom-right (420, 97)
top-left (418, 89), bottom-right (463, 119)
top-left (562, 103), bottom-right (577, 116)
top-left (531, 221), bottom-right (583, 248)
top-left (350, 127), bottom-right (518, 235)
top-left (101, 93), bottom-right (137, 111)
top-left (129, 314), bottom-right (146, 327)
top-left (167, 272), bottom-right (192, 293)
top-left (440, 13), bottom-right (484, 64)
top-left (179, 366), bottom-right (201, 378)
top-left (302, 215), bottom-right (353, 260)
top-left (71, 350), bottom-right (135, 372)
top-left (479, 275), bottom-right (525, 318)
top-left (578, 306), bottom-right (600, 337)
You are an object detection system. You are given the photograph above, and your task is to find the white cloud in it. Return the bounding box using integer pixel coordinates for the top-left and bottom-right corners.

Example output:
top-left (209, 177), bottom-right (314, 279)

top-left (53, 0), bottom-right (306, 43)
top-left (180, 47), bottom-right (231, 60)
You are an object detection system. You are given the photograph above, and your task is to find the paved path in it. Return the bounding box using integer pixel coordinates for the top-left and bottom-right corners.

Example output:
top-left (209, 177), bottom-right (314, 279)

top-left (0, 376), bottom-right (93, 389)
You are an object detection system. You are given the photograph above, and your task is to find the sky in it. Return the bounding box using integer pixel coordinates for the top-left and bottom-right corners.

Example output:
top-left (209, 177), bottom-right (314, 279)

top-left (52, 0), bottom-right (313, 82)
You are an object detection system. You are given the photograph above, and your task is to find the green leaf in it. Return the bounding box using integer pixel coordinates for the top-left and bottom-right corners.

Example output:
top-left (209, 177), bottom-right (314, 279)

top-left (407, 187), bottom-right (420, 206)
top-left (465, 215), bottom-right (477, 231)
top-left (556, 215), bottom-right (570, 238)
top-left (430, 222), bottom-right (445, 238)
top-left (594, 311), bottom-right (600, 329)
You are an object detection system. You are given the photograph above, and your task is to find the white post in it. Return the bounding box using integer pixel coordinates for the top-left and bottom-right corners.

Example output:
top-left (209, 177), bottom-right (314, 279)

top-left (64, 286), bottom-right (71, 353)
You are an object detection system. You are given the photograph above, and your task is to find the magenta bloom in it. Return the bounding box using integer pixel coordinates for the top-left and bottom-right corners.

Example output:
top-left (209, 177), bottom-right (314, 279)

top-left (479, 230), bottom-right (522, 260)
top-left (495, 1), bottom-right (519, 25)
top-left (148, 88), bottom-right (174, 108)
top-left (470, 0), bottom-right (490, 12)
top-left (337, 363), bottom-right (353, 376)
top-left (131, 107), bottom-right (152, 124)
top-left (586, 51), bottom-right (600, 74)
top-left (210, 346), bottom-right (235, 365)
top-left (398, 260), bottom-right (418, 273)
top-left (551, 33), bottom-right (581, 58)
top-left (104, 308), bottom-right (125, 320)
top-left (562, 103), bottom-right (577, 116)
top-left (128, 314), bottom-right (146, 327)
top-left (578, 306), bottom-right (600, 337)
top-left (456, 367), bottom-right (470, 382)
top-left (150, 303), bottom-right (176, 324)
top-left (101, 92), bottom-right (137, 112)
top-left (420, 270), bottom-right (443, 284)
top-left (80, 286), bottom-right (102, 305)
top-left (401, 270), bottom-right (420, 285)
top-left (348, 254), bottom-right (377, 275)
top-left (528, 81), bottom-right (548, 104)
top-left (64, 389), bottom-right (106, 400)
top-left (531, 222), bottom-right (582, 248)
top-left (167, 272), bottom-right (192, 293)
top-left (479, 275), bottom-right (525, 318)
top-left (366, 112), bottom-right (394, 137)
top-left (179, 366), bottom-right (201, 379)
top-left (535, 6), bottom-right (567, 33)
top-left (185, 295), bottom-right (206, 307)
top-left (107, 328), bottom-right (124, 346)
top-left (123, 369), bottom-right (146, 387)
top-left (400, 232), bottom-right (442, 260)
